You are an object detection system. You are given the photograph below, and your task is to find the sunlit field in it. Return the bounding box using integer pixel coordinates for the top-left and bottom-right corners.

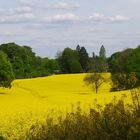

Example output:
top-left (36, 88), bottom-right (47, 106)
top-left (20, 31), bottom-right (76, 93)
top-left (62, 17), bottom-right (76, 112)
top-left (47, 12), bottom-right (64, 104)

top-left (0, 73), bottom-right (132, 139)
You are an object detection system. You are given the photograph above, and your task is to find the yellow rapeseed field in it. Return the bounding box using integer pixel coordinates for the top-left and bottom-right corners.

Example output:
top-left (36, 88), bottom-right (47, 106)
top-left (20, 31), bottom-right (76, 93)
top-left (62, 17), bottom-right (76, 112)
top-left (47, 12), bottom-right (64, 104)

top-left (0, 73), bottom-right (132, 139)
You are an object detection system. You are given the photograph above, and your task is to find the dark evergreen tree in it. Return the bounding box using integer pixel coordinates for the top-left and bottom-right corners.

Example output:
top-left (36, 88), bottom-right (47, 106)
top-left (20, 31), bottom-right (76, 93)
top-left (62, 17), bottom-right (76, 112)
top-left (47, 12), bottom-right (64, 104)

top-left (92, 52), bottom-right (96, 59)
top-left (76, 44), bottom-right (81, 53)
top-left (78, 46), bottom-right (89, 72)
top-left (99, 45), bottom-right (106, 58)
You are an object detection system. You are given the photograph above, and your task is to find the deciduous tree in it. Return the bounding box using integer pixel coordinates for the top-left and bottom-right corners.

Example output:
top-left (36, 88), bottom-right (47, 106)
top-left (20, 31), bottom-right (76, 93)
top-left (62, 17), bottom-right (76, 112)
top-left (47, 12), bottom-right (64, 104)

top-left (0, 51), bottom-right (14, 87)
top-left (84, 73), bottom-right (105, 93)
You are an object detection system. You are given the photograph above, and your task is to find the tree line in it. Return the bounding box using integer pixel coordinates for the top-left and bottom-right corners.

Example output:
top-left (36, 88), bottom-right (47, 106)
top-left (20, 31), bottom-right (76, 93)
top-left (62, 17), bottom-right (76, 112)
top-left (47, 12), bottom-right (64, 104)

top-left (0, 43), bottom-right (60, 87)
top-left (0, 42), bottom-right (140, 91)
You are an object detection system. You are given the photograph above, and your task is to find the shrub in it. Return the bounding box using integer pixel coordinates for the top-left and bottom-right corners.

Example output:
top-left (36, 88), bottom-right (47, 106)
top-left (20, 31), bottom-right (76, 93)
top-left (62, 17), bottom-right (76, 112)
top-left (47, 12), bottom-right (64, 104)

top-left (26, 98), bottom-right (140, 140)
top-left (111, 72), bottom-right (138, 91)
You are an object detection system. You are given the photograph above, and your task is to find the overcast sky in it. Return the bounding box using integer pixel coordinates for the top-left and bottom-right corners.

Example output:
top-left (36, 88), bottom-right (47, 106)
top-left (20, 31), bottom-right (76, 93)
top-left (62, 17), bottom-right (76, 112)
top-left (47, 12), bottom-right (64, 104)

top-left (0, 0), bottom-right (140, 58)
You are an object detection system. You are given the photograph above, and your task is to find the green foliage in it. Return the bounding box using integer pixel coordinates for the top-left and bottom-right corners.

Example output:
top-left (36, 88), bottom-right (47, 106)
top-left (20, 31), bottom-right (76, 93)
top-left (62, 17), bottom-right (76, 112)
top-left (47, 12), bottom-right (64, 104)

top-left (111, 72), bottom-right (138, 91)
top-left (31, 56), bottom-right (50, 77)
top-left (0, 51), bottom-right (14, 87)
top-left (26, 98), bottom-right (140, 140)
top-left (108, 52), bottom-right (122, 72)
top-left (76, 45), bottom-right (90, 72)
top-left (109, 46), bottom-right (140, 90)
top-left (0, 43), bottom-right (61, 80)
top-left (108, 48), bottom-right (133, 73)
top-left (126, 46), bottom-right (140, 81)
top-left (58, 48), bottom-right (82, 73)
top-left (89, 57), bottom-right (108, 72)
top-left (0, 136), bottom-right (5, 140)
top-left (0, 43), bottom-right (109, 81)
top-left (42, 58), bottom-right (60, 74)
top-left (99, 45), bottom-right (106, 59)
top-left (1, 42), bottom-right (140, 91)
top-left (58, 45), bottom-right (90, 73)
top-left (89, 45), bottom-right (108, 73)
top-left (84, 73), bottom-right (105, 93)
top-left (0, 43), bottom-right (36, 78)
top-left (130, 88), bottom-right (140, 117)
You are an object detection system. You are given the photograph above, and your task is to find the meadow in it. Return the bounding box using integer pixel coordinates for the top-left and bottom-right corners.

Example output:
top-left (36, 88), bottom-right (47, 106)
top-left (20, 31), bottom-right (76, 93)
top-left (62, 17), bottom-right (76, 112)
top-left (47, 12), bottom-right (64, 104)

top-left (0, 73), bottom-right (132, 139)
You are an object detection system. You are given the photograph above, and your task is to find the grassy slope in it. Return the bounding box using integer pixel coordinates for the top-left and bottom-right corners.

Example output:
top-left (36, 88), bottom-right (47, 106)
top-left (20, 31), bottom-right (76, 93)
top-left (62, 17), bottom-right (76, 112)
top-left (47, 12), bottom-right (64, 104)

top-left (0, 73), bottom-right (132, 139)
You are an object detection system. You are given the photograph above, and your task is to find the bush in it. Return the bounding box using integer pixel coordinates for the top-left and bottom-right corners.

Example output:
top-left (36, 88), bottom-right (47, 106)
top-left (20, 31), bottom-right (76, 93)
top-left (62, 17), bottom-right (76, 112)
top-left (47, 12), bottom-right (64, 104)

top-left (0, 136), bottom-right (5, 140)
top-left (111, 72), bottom-right (138, 91)
top-left (26, 98), bottom-right (140, 140)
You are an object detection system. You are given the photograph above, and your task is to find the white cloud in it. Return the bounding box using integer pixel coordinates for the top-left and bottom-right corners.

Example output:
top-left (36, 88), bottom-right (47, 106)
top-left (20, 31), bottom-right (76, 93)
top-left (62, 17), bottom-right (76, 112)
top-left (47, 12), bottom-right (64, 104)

top-left (14, 7), bottom-right (32, 13)
top-left (20, 0), bottom-right (80, 10)
top-left (0, 13), bottom-right (35, 23)
top-left (40, 13), bottom-right (79, 23)
top-left (109, 15), bottom-right (129, 22)
top-left (0, 7), bottom-right (32, 16)
top-left (89, 13), bottom-right (129, 23)
top-left (89, 13), bottom-right (105, 21)
top-left (47, 2), bottom-right (80, 9)
top-left (19, 0), bottom-right (34, 6)
top-left (0, 6), bottom-right (34, 24)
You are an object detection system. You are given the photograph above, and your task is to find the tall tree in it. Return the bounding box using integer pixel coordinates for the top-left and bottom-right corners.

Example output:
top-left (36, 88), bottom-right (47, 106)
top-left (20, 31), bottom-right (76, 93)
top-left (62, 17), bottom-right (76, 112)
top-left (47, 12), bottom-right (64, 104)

top-left (0, 43), bottom-right (30, 78)
top-left (76, 44), bottom-right (81, 53)
top-left (99, 45), bottom-right (106, 58)
top-left (0, 51), bottom-right (14, 87)
top-left (59, 48), bottom-right (82, 73)
top-left (92, 52), bottom-right (96, 59)
top-left (0, 43), bottom-right (39, 78)
top-left (78, 46), bottom-right (89, 72)
top-left (89, 46), bottom-right (108, 72)
top-left (88, 45), bottom-right (108, 72)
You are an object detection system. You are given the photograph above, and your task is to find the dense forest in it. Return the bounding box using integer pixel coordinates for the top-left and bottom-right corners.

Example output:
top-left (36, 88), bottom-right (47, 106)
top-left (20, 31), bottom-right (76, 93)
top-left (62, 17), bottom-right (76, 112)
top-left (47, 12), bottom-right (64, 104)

top-left (0, 42), bottom-right (140, 91)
